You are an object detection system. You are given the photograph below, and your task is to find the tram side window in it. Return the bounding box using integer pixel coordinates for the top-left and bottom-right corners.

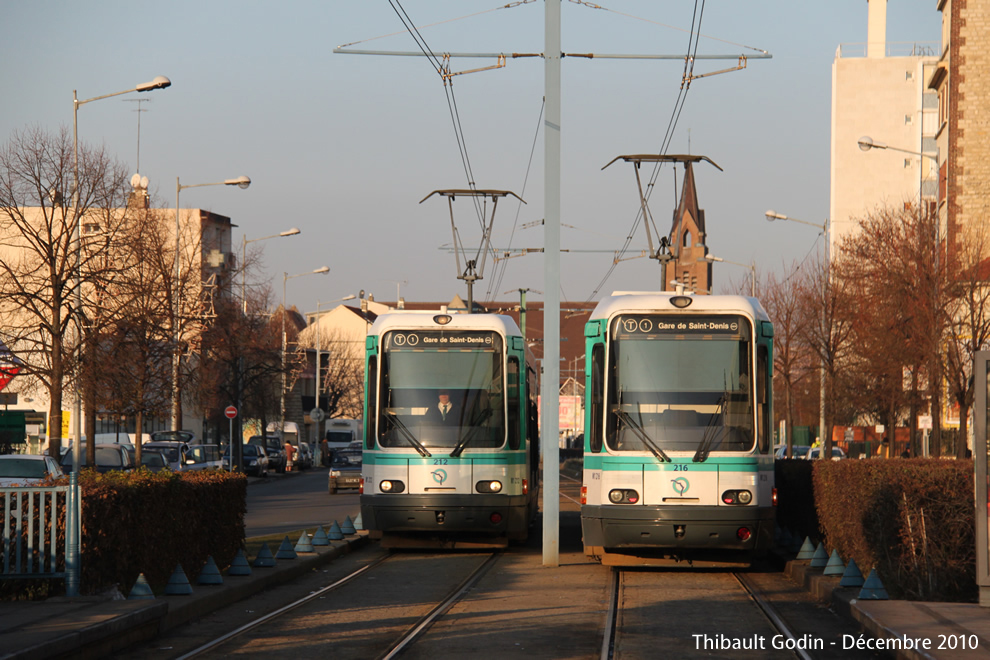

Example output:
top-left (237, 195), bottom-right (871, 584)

top-left (367, 356), bottom-right (378, 449)
top-left (757, 345), bottom-right (769, 454)
top-left (507, 357), bottom-right (521, 450)
top-left (590, 344), bottom-right (604, 453)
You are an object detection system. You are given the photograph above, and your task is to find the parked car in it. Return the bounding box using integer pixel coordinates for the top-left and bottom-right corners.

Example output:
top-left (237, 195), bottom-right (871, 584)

top-left (60, 443), bottom-right (135, 473)
top-left (222, 444), bottom-right (269, 477)
top-left (143, 441), bottom-right (190, 471)
top-left (124, 447), bottom-right (169, 473)
top-left (328, 448), bottom-right (362, 494)
top-left (248, 435), bottom-right (286, 473)
top-left (184, 444), bottom-right (222, 470)
top-left (0, 454), bottom-right (64, 486)
top-left (806, 446), bottom-right (847, 461)
top-left (150, 430), bottom-right (197, 444)
top-left (296, 442), bottom-right (314, 470)
top-left (774, 445), bottom-right (812, 459)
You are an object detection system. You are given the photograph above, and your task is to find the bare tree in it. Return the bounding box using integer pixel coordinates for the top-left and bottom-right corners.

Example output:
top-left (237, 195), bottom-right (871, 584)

top-left (0, 126), bottom-right (129, 457)
top-left (761, 265), bottom-right (816, 456)
top-left (308, 327), bottom-right (364, 420)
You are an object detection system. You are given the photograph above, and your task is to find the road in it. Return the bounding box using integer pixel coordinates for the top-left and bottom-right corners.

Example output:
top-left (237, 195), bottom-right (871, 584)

top-left (245, 467), bottom-right (360, 538)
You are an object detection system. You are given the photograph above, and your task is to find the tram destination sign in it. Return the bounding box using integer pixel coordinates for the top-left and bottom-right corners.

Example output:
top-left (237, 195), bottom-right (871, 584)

top-left (386, 330), bottom-right (501, 350)
top-left (613, 314), bottom-right (749, 339)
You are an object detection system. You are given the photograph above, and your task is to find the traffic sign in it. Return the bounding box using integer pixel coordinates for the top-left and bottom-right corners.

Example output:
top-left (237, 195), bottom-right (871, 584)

top-left (224, 406), bottom-right (238, 419)
top-left (310, 407), bottom-right (325, 423)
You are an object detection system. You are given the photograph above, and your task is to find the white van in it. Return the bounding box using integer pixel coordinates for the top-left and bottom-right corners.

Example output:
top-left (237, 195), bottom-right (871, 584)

top-left (266, 421), bottom-right (299, 446)
top-left (324, 419), bottom-right (360, 449)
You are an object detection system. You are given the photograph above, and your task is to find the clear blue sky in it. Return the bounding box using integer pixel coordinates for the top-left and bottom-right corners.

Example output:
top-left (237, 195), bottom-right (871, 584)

top-left (1, 1), bottom-right (941, 314)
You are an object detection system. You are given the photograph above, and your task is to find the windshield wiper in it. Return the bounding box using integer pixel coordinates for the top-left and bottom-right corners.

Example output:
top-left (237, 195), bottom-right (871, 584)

top-left (450, 408), bottom-right (493, 458)
top-left (693, 395), bottom-right (726, 463)
top-left (615, 409), bottom-right (670, 462)
top-left (385, 412), bottom-right (431, 457)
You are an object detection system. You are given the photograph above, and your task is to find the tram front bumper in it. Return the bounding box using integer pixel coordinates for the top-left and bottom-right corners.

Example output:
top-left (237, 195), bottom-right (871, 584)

top-left (361, 493), bottom-right (530, 536)
top-left (582, 504), bottom-right (774, 552)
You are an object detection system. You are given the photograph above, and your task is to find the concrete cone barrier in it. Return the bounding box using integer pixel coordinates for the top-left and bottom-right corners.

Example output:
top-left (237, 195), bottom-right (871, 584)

top-left (228, 549), bottom-right (252, 576)
top-left (778, 528), bottom-right (793, 550)
top-left (353, 512), bottom-right (365, 531)
top-left (276, 535), bottom-right (298, 560)
top-left (858, 569), bottom-right (889, 600)
top-left (796, 537), bottom-right (816, 559)
top-left (328, 520), bottom-right (344, 540)
top-left (197, 556), bottom-right (223, 585)
top-left (839, 558), bottom-right (865, 588)
top-left (788, 530), bottom-right (803, 553)
top-left (312, 526), bottom-right (330, 546)
top-left (341, 515), bottom-right (356, 535)
top-left (253, 543), bottom-right (276, 568)
top-left (823, 549), bottom-right (845, 576)
top-left (295, 531), bottom-right (314, 553)
top-left (164, 564), bottom-right (193, 596)
top-left (810, 542), bottom-right (829, 567)
top-left (128, 573), bottom-right (155, 600)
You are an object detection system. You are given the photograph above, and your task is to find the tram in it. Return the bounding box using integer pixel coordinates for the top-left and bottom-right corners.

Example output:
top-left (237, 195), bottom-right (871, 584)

top-left (360, 310), bottom-right (540, 548)
top-left (580, 292), bottom-right (776, 565)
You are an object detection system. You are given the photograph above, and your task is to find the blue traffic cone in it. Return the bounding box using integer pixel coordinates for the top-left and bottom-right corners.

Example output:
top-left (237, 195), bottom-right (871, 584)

top-left (253, 543), bottom-right (276, 568)
top-left (810, 542), bottom-right (829, 568)
top-left (312, 526), bottom-right (330, 546)
top-left (353, 512), bottom-right (365, 531)
top-left (858, 569), bottom-right (889, 600)
top-left (328, 520), bottom-right (344, 540)
top-left (128, 573), bottom-right (155, 600)
top-left (228, 549), bottom-right (252, 576)
top-left (295, 531), bottom-right (314, 553)
top-left (197, 556), bottom-right (223, 585)
top-left (796, 537), bottom-right (816, 559)
top-left (164, 564), bottom-right (193, 596)
top-left (275, 535), bottom-right (297, 560)
top-left (823, 549), bottom-right (845, 576)
top-left (839, 558), bottom-right (865, 588)
top-left (341, 515), bottom-right (356, 535)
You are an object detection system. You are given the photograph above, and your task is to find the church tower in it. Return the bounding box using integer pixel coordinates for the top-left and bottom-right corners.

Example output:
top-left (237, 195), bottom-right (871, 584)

top-left (666, 161), bottom-right (711, 293)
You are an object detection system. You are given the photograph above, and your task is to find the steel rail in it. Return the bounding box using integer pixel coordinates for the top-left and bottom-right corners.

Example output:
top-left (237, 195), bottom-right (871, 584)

top-left (734, 571), bottom-right (815, 660)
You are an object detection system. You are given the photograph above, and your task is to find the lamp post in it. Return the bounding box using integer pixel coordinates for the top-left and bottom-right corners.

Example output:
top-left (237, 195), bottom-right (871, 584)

top-left (282, 267), bottom-right (330, 443)
top-left (241, 229), bottom-right (301, 314)
top-left (172, 175), bottom-right (251, 431)
top-left (765, 210), bottom-right (830, 459)
top-left (313, 294), bottom-right (356, 465)
top-left (698, 254), bottom-right (756, 296)
top-left (69, 75), bottom-right (171, 598)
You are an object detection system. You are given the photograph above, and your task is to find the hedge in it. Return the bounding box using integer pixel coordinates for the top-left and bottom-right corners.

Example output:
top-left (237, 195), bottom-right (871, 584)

top-left (1, 468), bottom-right (246, 599)
top-left (813, 459), bottom-right (975, 602)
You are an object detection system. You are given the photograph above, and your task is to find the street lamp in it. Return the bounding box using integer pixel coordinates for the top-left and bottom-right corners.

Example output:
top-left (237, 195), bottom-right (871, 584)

top-left (69, 75), bottom-right (170, 597)
top-left (313, 294), bottom-right (357, 465)
top-left (698, 254), bottom-right (756, 296)
top-left (857, 136), bottom-right (939, 163)
top-left (241, 228), bottom-right (301, 314)
top-left (765, 209), bottom-right (830, 459)
top-left (172, 175), bottom-right (251, 431)
top-left (282, 267), bottom-right (331, 442)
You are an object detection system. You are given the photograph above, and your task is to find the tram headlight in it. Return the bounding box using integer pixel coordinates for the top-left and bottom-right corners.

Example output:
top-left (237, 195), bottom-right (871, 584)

top-left (476, 480), bottom-right (503, 493)
top-left (721, 489), bottom-right (753, 505)
top-left (608, 489), bottom-right (639, 504)
top-left (379, 479), bottom-right (405, 493)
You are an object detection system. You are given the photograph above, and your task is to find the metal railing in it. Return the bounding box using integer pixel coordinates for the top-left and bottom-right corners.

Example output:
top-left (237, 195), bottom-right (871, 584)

top-left (2, 485), bottom-right (69, 579)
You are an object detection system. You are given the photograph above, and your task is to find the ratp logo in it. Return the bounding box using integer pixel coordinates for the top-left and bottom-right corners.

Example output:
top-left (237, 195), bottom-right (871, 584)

top-left (431, 469), bottom-right (448, 485)
top-left (671, 477), bottom-right (689, 495)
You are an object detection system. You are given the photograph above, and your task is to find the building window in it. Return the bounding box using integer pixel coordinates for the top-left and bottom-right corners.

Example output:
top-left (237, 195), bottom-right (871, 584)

top-left (682, 230), bottom-right (692, 248)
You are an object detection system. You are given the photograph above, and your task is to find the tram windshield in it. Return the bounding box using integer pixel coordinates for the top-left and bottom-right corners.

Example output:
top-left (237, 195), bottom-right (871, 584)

top-left (606, 314), bottom-right (754, 454)
top-left (377, 329), bottom-right (505, 452)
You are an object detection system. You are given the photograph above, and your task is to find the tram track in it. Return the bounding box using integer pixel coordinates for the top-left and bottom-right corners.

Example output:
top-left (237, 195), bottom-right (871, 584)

top-left (600, 567), bottom-right (829, 660)
top-left (177, 550), bottom-right (502, 660)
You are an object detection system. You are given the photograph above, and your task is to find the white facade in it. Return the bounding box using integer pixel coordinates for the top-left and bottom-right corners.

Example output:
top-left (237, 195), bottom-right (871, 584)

top-left (830, 0), bottom-right (940, 252)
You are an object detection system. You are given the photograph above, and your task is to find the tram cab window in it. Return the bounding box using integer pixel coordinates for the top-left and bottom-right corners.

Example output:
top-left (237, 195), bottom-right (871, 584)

top-left (605, 314), bottom-right (755, 454)
top-left (590, 344), bottom-right (605, 453)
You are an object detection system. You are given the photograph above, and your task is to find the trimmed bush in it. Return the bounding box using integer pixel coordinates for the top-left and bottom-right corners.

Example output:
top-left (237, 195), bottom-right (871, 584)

top-left (76, 468), bottom-right (247, 594)
top-left (814, 459), bottom-right (975, 601)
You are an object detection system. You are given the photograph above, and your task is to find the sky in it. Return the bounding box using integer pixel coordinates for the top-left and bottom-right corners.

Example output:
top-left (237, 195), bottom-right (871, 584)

top-left (1, 1), bottom-right (943, 316)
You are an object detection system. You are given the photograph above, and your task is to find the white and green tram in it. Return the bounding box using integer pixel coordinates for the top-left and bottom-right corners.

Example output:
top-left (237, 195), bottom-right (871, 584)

top-left (581, 292), bottom-right (776, 565)
top-left (360, 310), bottom-right (540, 548)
